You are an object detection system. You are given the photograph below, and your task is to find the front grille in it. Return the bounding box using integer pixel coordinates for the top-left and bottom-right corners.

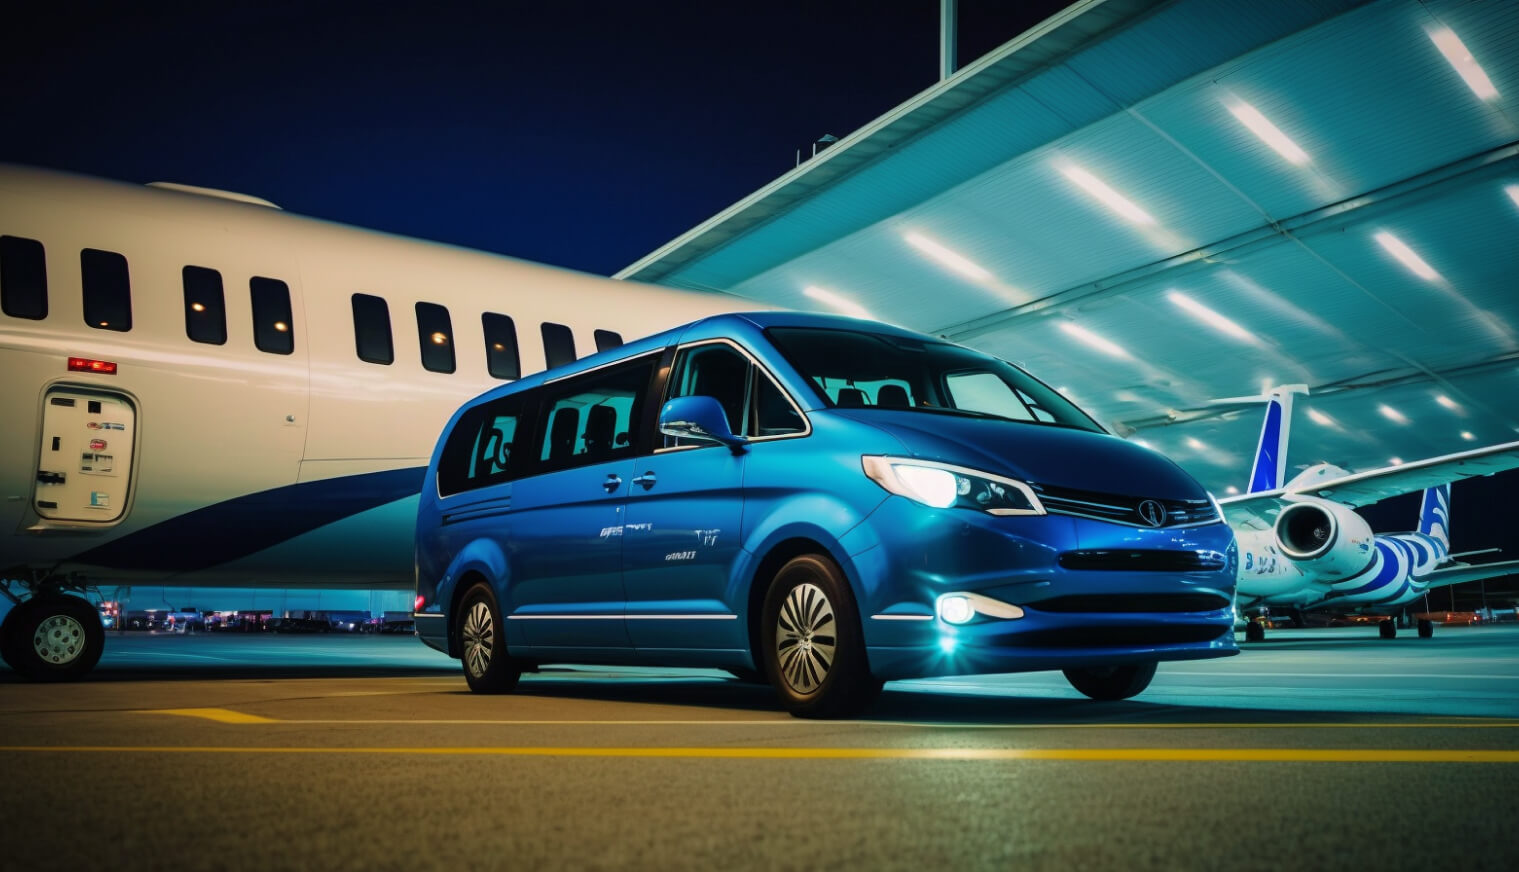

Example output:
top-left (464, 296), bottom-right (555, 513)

top-left (1058, 550), bottom-right (1228, 573)
top-left (1031, 483), bottom-right (1218, 528)
top-left (1028, 593), bottom-right (1232, 613)
top-left (1007, 625), bottom-right (1231, 647)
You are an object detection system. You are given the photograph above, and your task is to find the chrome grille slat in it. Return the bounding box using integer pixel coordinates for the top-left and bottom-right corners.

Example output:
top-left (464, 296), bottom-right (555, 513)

top-left (1031, 483), bottom-right (1218, 528)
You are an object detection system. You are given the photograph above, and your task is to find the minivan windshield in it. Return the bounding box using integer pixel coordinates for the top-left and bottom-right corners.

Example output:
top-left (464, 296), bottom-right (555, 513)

top-left (766, 327), bottom-right (1104, 433)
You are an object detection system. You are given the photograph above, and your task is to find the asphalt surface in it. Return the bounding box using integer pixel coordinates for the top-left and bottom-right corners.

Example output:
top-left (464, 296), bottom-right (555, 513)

top-left (2, 626), bottom-right (1517, 870)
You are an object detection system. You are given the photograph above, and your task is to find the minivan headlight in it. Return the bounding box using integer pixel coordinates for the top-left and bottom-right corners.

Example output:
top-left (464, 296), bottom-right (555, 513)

top-left (862, 456), bottom-right (1045, 516)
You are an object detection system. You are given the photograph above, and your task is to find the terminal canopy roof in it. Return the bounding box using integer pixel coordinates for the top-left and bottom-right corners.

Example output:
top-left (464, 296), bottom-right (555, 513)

top-left (619, 0), bottom-right (1519, 496)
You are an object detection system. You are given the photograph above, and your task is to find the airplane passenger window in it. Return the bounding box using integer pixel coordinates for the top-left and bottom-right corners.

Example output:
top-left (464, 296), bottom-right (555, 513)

top-left (482, 312), bottom-right (520, 380)
top-left (416, 301), bottom-right (455, 373)
top-left (81, 248), bottom-right (132, 332)
top-left (352, 293), bottom-right (393, 365)
top-left (541, 322), bottom-right (576, 369)
top-left (593, 329), bottom-right (623, 352)
top-left (182, 266), bottom-right (227, 345)
top-left (250, 277), bottom-right (294, 354)
top-left (0, 235), bottom-right (47, 320)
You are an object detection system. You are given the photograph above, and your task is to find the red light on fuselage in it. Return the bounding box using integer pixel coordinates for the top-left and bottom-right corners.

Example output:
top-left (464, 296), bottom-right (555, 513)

top-left (414, 595), bottom-right (426, 611)
top-left (68, 357), bottom-right (118, 375)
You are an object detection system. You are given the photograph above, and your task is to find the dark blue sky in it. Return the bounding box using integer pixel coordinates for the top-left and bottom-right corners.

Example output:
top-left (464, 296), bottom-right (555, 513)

top-left (3, 0), bottom-right (1067, 275)
top-left (4, 1), bottom-right (1515, 593)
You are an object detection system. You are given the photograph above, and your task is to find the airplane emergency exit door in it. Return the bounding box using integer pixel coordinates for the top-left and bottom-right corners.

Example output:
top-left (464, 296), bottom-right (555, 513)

top-left (34, 387), bottom-right (136, 523)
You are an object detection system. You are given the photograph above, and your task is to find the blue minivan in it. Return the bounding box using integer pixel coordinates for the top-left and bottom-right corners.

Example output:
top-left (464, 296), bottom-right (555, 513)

top-left (414, 313), bottom-right (1237, 717)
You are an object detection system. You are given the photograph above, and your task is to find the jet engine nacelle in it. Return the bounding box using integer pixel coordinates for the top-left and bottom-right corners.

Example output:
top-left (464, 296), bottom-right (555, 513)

top-left (1273, 497), bottom-right (1376, 580)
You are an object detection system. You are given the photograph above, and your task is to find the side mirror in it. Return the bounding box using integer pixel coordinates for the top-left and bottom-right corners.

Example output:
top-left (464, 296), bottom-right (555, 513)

top-left (659, 395), bottom-right (748, 453)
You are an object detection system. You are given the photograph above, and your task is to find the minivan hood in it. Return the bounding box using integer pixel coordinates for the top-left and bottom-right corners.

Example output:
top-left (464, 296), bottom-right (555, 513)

top-left (834, 409), bottom-right (1210, 500)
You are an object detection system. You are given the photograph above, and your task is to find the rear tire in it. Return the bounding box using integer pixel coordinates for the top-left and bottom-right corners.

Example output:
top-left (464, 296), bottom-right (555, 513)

top-left (1, 596), bottom-right (104, 681)
top-left (1417, 618), bottom-right (1434, 639)
top-left (1064, 662), bottom-right (1157, 700)
top-left (1378, 619), bottom-right (1396, 640)
top-left (455, 583), bottom-right (521, 694)
top-left (761, 555), bottom-right (881, 719)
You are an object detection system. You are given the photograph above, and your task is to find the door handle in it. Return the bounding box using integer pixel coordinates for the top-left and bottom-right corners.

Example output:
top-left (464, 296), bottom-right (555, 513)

top-left (632, 471), bottom-right (657, 490)
top-left (602, 474), bottom-right (622, 493)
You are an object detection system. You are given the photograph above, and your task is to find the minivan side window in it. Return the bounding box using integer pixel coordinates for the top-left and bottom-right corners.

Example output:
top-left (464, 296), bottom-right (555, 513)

top-left (666, 344), bottom-right (751, 445)
top-left (82, 248), bottom-right (132, 331)
top-left (0, 235), bottom-right (47, 320)
top-left (250, 276), bottom-right (294, 354)
top-left (437, 393), bottom-right (532, 496)
top-left (536, 355), bottom-right (656, 470)
top-left (183, 266), bottom-right (227, 345)
top-left (752, 372), bottom-right (807, 437)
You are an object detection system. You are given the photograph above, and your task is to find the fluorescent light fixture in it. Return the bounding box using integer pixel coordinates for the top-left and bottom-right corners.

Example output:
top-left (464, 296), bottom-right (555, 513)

top-left (1185, 437), bottom-right (1207, 451)
top-left (1058, 321), bottom-right (1131, 358)
top-left (1167, 290), bottom-right (1254, 341)
top-left (803, 285), bottom-right (870, 318)
top-left (1378, 404), bottom-right (1409, 424)
top-left (1389, 457), bottom-right (1404, 466)
top-left (1227, 101), bottom-right (1310, 165)
top-left (1057, 163), bottom-right (1156, 225)
top-left (1435, 394), bottom-right (1461, 411)
top-left (1461, 431), bottom-right (1476, 441)
top-left (1306, 409), bottom-right (1335, 427)
top-left (1226, 486), bottom-right (1240, 495)
top-left (1507, 185), bottom-right (1519, 211)
top-left (1373, 232), bottom-right (1440, 281)
top-left (903, 232), bottom-right (992, 281)
top-left (1427, 27), bottom-right (1499, 101)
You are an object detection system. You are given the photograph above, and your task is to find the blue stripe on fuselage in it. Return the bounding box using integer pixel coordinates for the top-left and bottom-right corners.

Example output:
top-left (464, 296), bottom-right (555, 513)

top-left (70, 467), bottom-right (426, 572)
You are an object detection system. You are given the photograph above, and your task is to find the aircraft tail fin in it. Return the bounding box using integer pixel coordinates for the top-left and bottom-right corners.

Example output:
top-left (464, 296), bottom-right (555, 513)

top-left (1418, 484), bottom-right (1451, 549)
top-left (1243, 384), bottom-right (1308, 494)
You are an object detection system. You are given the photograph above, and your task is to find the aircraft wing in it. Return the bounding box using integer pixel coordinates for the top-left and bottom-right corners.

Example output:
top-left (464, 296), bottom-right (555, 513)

top-left (1419, 559), bottom-right (1519, 589)
top-left (1219, 440), bottom-right (1519, 526)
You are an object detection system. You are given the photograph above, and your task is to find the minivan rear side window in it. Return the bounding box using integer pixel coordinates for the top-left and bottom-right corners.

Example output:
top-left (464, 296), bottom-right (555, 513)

top-left (537, 355), bottom-right (656, 470)
top-left (352, 293), bottom-right (394, 365)
top-left (183, 266), bottom-right (227, 345)
top-left (541, 322), bottom-right (576, 370)
top-left (81, 248), bottom-right (132, 332)
top-left (250, 276), bottom-right (294, 354)
top-left (417, 302), bottom-right (455, 373)
top-left (0, 235), bottom-right (47, 320)
top-left (482, 312), bottom-right (520, 380)
top-left (437, 393), bottom-right (532, 496)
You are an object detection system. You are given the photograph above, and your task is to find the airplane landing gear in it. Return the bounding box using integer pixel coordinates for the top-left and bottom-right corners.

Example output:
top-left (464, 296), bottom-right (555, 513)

top-left (1244, 621), bottom-right (1266, 643)
top-left (0, 573), bottom-right (105, 682)
top-left (1418, 618), bottom-right (1434, 639)
top-left (1378, 619), bottom-right (1396, 640)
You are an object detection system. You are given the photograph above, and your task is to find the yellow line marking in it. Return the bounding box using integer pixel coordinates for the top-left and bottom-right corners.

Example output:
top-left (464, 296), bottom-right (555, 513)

top-left (3, 746), bottom-right (1519, 762)
top-left (142, 708), bottom-right (278, 724)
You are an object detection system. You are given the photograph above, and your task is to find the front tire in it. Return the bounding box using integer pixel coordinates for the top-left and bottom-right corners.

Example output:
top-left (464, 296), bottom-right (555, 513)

top-left (1244, 621), bottom-right (1266, 643)
top-left (1064, 662), bottom-right (1157, 701)
top-left (1, 596), bottom-right (105, 681)
top-left (1417, 618), bottom-right (1434, 639)
top-left (760, 555), bottom-right (881, 718)
top-left (1378, 619), bottom-right (1396, 640)
top-left (455, 583), bottom-right (521, 694)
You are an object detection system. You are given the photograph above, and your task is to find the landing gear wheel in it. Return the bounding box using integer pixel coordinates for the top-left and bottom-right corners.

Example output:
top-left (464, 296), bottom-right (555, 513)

top-left (1, 596), bottom-right (104, 681)
top-left (1378, 619), bottom-right (1396, 640)
top-left (1063, 661), bottom-right (1158, 701)
top-left (455, 583), bottom-right (522, 694)
top-left (761, 554), bottom-right (881, 719)
top-left (1244, 621), bottom-right (1266, 643)
top-left (1418, 618), bottom-right (1434, 639)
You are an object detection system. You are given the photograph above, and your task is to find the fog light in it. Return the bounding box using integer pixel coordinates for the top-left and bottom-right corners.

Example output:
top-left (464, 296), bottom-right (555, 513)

top-left (938, 595), bottom-right (975, 625)
top-left (938, 636), bottom-right (958, 654)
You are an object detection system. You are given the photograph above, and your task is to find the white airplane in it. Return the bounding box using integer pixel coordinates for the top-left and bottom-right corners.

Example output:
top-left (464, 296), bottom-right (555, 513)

top-left (1218, 385), bottom-right (1519, 641)
top-left (0, 163), bottom-right (752, 679)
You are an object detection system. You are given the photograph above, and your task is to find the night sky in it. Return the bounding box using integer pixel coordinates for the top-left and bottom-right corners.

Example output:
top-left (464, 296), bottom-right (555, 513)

top-left (3, 1), bottom-right (1514, 601)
